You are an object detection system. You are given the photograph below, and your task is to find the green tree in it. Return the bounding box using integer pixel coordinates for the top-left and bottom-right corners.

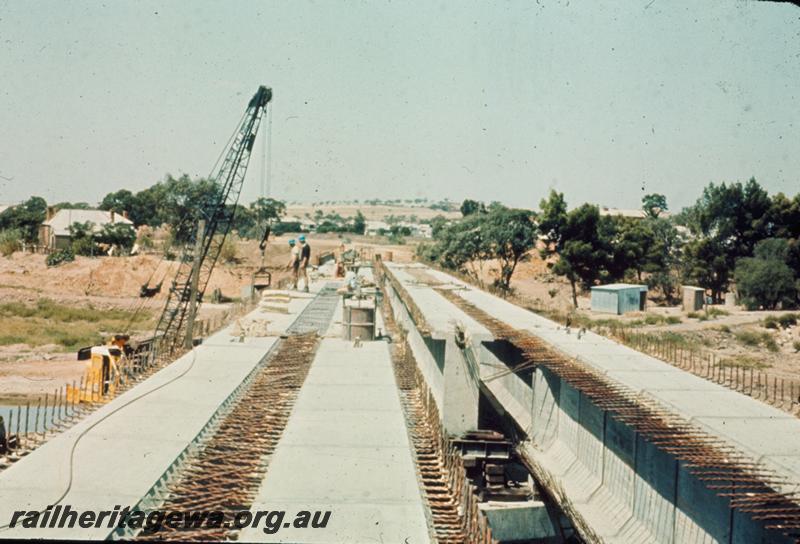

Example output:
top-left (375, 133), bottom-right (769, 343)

top-left (642, 193), bottom-right (668, 218)
top-left (537, 190), bottom-right (568, 254)
top-left (460, 199), bottom-right (485, 217)
top-left (96, 223), bottom-right (136, 253)
top-left (100, 189), bottom-right (137, 218)
top-left (434, 213), bottom-right (493, 283)
top-left (250, 197), bottom-right (286, 224)
top-left (769, 192), bottom-right (800, 240)
top-left (682, 238), bottom-right (729, 302)
top-left (685, 178), bottom-right (772, 261)
top-left (643, 218), bottom-right (682, 302)
top-left (734, 239), bottom-right (797, 310)
top-left (68, 221), bottom-right (97, 256)
top-left (549, 204), bottom-right (611, 307)
top-left (430, 215), bottom-right (448, 238)
top-left (0, 196), bottom-right (47, 242)
top-left (482, 208), bottom-right (537, 290)
top-left (353, 211), bottom-right (366, 235)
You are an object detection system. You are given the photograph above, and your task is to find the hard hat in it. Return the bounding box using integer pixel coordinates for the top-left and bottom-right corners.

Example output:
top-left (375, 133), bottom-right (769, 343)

top-left (288, 239), bottom-right (295, 245)
top-left (298, 235), bottom-right (306, 242)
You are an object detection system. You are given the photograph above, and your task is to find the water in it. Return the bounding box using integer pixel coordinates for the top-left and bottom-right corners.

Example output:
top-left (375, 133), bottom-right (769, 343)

top-left (0, 403), bottom-right (70, 434)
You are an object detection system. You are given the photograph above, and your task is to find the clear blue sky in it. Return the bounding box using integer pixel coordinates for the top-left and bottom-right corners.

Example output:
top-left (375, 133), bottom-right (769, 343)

top-left (0, 1), bottom-right (798, 211)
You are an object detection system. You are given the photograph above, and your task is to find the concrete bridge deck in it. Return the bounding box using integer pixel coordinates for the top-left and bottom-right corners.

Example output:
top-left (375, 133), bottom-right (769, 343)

top-left (239, 336), bottom-right (431, 543)
top-left (384, 262), bottom-right (800, 544)
top-left (0, 289), bottom-right (320, 540)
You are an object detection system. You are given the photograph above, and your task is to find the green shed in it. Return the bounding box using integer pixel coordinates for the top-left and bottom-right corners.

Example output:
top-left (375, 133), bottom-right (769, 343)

top-left (590, 283), bottom-right (647, 315)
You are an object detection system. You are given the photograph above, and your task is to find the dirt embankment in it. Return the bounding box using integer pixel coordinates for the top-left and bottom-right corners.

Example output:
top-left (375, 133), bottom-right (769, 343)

top-left (0, 235), bottom-right (416, 402)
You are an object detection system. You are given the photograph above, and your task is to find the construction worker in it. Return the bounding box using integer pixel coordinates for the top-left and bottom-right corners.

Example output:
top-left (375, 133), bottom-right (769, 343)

top-left (298, 234), bottom-right (311, 292)
top-left (335, 242), bottom-right (346, 278)
top-left (287, 239), bottom-right (300, 289)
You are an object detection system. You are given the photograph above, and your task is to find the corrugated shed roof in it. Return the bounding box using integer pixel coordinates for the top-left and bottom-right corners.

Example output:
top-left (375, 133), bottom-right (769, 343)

top-left (591, 283), bottom-right (647, 291)
top-left (43, 209), bottom-right (133, 236)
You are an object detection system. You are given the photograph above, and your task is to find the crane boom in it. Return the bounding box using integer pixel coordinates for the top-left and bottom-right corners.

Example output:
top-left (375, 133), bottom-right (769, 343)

top-left (153, 86), bottom-right (272, 356)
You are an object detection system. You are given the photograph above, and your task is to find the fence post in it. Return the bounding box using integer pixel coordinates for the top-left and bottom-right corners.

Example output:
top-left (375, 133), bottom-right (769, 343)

top-left (42, 393), bottom-right (48, 438)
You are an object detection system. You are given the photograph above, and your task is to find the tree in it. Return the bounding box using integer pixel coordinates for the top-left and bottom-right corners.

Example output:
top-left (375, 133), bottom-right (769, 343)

top-left (549, 204), bottom-right (611, 307)
top-left (642, 218), bottom-right (682, 302)
top-left (430, 215), bottom-right (448, 238)
top-left (682, 238), bottom-right (730, 302)
top-left (681, 178), bottom-right (774, 298)
top-left (96, 223), bottom-right (136, 253)
top-left (250, 197), bottom-right (286, 224)
top-left (482, 208), bottom-right (537, 290)
top-left (353, 211), bottom-right (366, 235)
top-left (0, 196), bottom-right (47, 242)
top-left (460, 199), bottom-right (485, 217)
top-left (68, 221), bottom-right (97, 256)
top-left (769, 192), bottom-right (800, 240)
top-left (642, 193), bottom-right (668, 218)
top-left (537, 190), bottom-right (568, 255)
top-left (685, 178), bottom-right (772, 261)
top-left (735, 239), bottom-right (797, 310)
top-left (100, 189), bottom-right (137, 217)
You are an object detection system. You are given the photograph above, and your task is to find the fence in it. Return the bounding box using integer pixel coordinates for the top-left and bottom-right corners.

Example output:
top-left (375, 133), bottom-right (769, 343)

top-left (0, 295), bottom-right (259, 465)
top-left (608, 327), bottom-right (800, 414)
top-left (418, 262), bottom-right (800, 417)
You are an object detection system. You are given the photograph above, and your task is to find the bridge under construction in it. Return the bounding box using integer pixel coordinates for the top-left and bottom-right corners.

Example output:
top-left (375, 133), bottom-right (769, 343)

top-left (0, 259), bottom-right (799, 543)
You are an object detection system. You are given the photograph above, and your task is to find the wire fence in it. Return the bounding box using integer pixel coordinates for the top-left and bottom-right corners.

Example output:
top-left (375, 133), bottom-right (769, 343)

top-left (0, 296), bottom-right (259, 466)
top-left (606, 327), bottom-right (800, 415)
top-left (419, 261), bottom-right (800, 417)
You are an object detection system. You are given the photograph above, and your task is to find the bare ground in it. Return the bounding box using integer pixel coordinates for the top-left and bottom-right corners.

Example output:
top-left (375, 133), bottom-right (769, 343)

top-left (0, 234), bottom-right (415, 402)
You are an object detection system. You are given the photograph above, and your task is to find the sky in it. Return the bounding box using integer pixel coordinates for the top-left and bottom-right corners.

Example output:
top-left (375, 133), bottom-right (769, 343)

top-left (0, 0), bottom-right (798, 212)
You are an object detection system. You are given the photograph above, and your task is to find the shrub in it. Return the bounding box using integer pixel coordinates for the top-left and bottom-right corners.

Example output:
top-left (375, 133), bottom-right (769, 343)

top-left (736, 330), bottom-right (780, 351)
top-left (717, 324), bottom-right (731, 333)
top-left (777, 313), bottom-right (798, 329)
top-left (665, 316), bottom-right (682, 325)
top-left (762, 335), bottom-right (779, 352)
top-left (68, 221), bottom-right (97, 256)
top-left (0, 229), bottom-right (21, 256)
top-left (794, 340), bottom-right (800, 353)
top-left (734, 252), bottom-right (797, 310)
top-left (644, 314), bottom-right (662, 325)
top-left (735, 330), bottom-right (762, 346)
top-left (719, 355), bottom-right (769, 369)
top-left (763, 316), bottom-right (779, 329)
top-left (46, 248), bottom-right (75, 267)
top-left (687, 312), bottom-right (699, 319)
top-left (707, 307), bottom-right (729, 318)
top-left (71, 236), bottom-right (96, 256)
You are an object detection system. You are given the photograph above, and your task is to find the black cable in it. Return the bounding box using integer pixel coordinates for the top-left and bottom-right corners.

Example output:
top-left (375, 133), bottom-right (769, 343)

top-left (0, 349), bottom-right (199, 532)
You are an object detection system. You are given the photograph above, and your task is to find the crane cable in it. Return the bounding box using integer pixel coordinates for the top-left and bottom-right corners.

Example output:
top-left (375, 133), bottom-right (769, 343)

top-left (120, 105), bottom-right (251, 337)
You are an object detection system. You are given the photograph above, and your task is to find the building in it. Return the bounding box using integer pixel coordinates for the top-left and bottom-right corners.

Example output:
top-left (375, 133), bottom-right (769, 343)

top-left (590, 283), bottom-right (648, 314)
top-left (364, 220), bottom-right (390, 237)
top-left (282, 215), bottom-right (317, 231)
top-left (682, 286), bottom-right (705, 312)
top-left (598, 206), bottom-right (672, 219)
top-left (39, 208), bottom-right (134, 250)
